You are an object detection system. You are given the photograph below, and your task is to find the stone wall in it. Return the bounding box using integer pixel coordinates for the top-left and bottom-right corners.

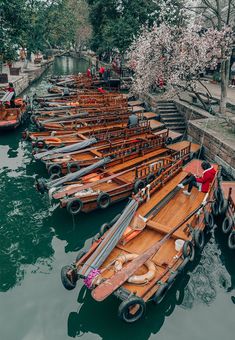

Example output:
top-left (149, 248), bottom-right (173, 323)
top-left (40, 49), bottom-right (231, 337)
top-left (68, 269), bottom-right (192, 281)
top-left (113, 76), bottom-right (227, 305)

top-left (143, 91), bottom-right (235, 178)
top-left (174, 99), bottom-right (211, 121)
top-left (188, 119), bottom-right (235, 178)
top-left (14, 61), bottom-right (52, 95)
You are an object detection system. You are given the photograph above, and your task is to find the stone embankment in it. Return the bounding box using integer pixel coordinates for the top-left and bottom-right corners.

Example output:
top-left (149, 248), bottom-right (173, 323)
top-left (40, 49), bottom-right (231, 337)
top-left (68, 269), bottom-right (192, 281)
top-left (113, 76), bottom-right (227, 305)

top-left (143, 93), bottom-right (235, 179)
top-left (0, 58), bottom-right (54, 96)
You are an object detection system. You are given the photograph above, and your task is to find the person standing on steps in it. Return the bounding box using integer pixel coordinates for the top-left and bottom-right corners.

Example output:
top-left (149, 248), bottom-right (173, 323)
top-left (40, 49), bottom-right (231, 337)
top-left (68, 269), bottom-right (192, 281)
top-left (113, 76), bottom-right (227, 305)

top-left (178, 161), bottom-right (216, 196)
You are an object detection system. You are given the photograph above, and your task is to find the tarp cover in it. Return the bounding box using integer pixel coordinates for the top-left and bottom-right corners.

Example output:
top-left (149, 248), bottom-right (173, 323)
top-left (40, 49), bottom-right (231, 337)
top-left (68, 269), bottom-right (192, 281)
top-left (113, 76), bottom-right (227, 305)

top-left (34, 138), bottom-right (97, 160)
top-left (47, 156), bottom-right (111, 188)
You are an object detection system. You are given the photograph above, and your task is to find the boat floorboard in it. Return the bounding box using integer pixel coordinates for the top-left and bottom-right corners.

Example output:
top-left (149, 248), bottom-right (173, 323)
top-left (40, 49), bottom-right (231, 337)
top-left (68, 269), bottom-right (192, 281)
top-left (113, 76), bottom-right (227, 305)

top-left (137, 171), bottom-right (188, 217)
top-left (111, 148), bottom-right (168, 173)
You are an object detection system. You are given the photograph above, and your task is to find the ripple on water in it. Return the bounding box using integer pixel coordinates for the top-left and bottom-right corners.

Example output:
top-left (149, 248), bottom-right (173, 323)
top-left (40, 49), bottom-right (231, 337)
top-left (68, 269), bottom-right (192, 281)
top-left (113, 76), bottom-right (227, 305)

top-left (181, 236), bottom-right (232, 310)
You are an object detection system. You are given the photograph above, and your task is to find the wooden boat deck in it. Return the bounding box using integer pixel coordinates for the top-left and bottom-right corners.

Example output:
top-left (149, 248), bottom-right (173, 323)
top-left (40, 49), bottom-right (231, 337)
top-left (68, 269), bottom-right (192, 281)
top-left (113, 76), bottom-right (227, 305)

top-left (149, 119), bottom-right (165, 131)
top-left (91, 161), bottom-right (214, 298)
top-left (128, 100), bottom-right (144, 107)
top-left (143, 112), bottom-right (157, 120)
top-left (137, 171), bottom-right (188, 216)
top-left (110, 148), bottom-right (169, 173)
top-left (168, 140), bottom-right (200, 154)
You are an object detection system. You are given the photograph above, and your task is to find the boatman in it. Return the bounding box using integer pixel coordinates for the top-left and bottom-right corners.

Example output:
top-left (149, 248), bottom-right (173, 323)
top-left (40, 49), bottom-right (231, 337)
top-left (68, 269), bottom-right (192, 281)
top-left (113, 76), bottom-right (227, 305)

top-left (127, 112), bottom-right (139, 128)
top-left (178, 161), bottom-right (216, 195)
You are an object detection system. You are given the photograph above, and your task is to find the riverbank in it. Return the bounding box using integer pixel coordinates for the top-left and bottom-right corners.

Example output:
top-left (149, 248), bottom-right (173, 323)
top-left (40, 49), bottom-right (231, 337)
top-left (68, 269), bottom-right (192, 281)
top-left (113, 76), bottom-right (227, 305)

top-left (143, 92), bottom-right (235, 179)
top-left (0, 58), bottom-right (54, 96)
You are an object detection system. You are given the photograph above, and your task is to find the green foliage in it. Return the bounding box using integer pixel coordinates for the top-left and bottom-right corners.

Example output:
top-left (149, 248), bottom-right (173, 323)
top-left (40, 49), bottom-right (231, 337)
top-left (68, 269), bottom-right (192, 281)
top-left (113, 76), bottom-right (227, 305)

top-left (87, 0), bottom-right (157, 54)
top-left (0, 0), bottom-right (89, 62)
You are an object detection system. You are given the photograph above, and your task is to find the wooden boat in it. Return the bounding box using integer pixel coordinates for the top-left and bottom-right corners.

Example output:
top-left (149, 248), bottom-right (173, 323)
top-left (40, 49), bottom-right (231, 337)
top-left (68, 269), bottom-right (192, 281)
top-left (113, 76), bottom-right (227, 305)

top-left (22, 124), bottom-right (140, 142)
top-left (0, 102), bottom-right (27, 131)
top-left (54, 144), bottom-right (191, 215)
top-left (31, 124), bottom-right (152, 150)
top-left (61, 159), bottom-right (217, 322)
top-left (214, 180), bottom-right (235, 250)
top-left (34, 110), bottom-right (131, 130)
top-left (37, 116), bottom-right (132, 132)
top-left (40, 133), bottom-right (168, 176)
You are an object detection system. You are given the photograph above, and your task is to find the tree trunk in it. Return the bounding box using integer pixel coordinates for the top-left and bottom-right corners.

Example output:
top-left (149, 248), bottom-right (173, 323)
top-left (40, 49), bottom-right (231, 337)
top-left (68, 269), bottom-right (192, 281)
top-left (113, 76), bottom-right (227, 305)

top-left (219, 58), bottom-right (230, 116)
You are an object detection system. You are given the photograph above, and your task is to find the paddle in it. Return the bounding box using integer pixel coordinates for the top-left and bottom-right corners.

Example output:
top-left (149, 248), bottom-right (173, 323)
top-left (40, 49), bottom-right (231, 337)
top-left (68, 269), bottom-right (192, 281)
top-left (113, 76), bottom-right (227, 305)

top-left (92, 197), bottom-right (210, 302)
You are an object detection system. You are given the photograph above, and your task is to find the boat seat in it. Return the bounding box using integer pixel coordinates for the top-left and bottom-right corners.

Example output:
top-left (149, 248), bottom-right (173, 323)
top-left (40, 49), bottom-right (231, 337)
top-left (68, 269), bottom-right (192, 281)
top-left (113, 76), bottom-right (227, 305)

top-left (146, 220), bottom-right (189, 241)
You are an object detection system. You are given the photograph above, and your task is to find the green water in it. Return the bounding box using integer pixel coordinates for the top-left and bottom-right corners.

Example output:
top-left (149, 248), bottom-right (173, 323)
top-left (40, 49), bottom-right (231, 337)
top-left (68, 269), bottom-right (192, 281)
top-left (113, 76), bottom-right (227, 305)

top-left (0, 56), bottom-right (234, 340)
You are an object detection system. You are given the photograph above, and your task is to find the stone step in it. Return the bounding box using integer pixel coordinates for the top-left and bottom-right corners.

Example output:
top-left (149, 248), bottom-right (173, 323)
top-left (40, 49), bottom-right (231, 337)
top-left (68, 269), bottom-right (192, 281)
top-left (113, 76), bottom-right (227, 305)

top-left (160, 113), bottom-right (181, 119)
top-left (164, 122), bottom-right (186, 127)
top-left (157, 101), bottom-right (174, 104)
top-left (158, 108), bottom-right (176, 113)
top-left (161, 117), bottom-right (185, 122)
top-left (157, 105), bottom-right (176, 110)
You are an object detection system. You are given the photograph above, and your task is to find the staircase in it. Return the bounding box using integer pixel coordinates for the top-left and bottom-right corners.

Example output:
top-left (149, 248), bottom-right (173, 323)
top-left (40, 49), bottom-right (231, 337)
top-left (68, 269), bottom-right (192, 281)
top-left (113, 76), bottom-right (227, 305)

top-left (157, 101), bottom-right (186, 133)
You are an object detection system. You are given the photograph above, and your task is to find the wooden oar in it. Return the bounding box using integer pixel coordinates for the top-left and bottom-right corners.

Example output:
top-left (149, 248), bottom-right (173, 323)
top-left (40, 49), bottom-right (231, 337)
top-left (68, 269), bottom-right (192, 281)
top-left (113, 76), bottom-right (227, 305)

top-left (91, 199), bottom-right (210, 302)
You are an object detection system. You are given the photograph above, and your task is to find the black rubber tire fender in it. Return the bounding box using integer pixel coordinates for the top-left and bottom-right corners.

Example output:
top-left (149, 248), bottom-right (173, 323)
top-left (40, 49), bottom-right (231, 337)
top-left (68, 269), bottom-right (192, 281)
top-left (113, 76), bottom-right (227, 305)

top-left (219, 199), bottom-right (228, 215)
top-left (22, 129), bottom-right (29, 140)
top-left (48, 163), bottom-right (62, 176)
top-left (214, 187), bottom-right (223, 202)
top-left (228, 231), bottom-right (235, 250)
top-left (49, 173), bottom-right (60, 180)
top-left (35, 178), bottom-right (47, 194)
top-left (146, 173), bottom-right (155, 184)
top-left (133, 179), bottom-right (145, 194)
top-left (67, 198), bottom-right (83, 215)
top-left (61, 265), bottom-right (78, 290)
top-left (222, 216), bottom-right (234, 234)
top-left (153, 283), bottom-right (169, 305)
top-left (211, 201), bottom-right (219, 217)
top-left (100, 223), bottom-right (110, 236)
top-left (204, 211), bottom-right (214, 229)
top-left (118, 296), bottom-right (146, 323)
top-left (167, 271), bottom-right (178, 289)
top-left (30, 114), bottom-right (36, 124)
top-left (36, 139), bottom-right (46, 149)
top-left (177, 257), bottom-right (190, 273)
top-left (67, 162), bottom-right (80, 173)
top-left (92, 233), bottom-right (101, 244)
top-left (165, 137), bottom-right (173, 145)
top-left (193, 228), bottom-right (205, 249)
top-left (97, 192), bottom-right (111, 209)
top-left (183, 241), bottom-right (195, 262)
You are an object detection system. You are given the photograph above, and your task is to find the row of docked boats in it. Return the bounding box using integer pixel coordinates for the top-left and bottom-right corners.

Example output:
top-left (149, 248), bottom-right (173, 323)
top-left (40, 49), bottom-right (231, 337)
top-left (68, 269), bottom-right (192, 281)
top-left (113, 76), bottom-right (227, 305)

top-left (23, 72), bottom-right (234, 323)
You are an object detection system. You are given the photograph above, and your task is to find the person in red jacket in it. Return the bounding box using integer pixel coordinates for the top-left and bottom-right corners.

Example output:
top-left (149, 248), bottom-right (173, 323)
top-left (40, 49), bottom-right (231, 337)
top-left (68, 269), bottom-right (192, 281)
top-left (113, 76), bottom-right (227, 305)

top-left (178, 161), bottom-right (216, 195)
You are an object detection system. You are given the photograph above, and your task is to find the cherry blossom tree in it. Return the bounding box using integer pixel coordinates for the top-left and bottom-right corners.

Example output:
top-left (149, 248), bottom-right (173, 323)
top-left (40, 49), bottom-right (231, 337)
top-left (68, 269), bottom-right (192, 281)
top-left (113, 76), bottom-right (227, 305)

top-left (128, 19), bottom-right (233, 115)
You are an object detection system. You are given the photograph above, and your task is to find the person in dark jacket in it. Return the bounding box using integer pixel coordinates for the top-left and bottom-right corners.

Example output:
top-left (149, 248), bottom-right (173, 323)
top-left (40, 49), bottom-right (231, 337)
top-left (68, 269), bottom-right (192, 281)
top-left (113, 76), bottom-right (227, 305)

top-left (178, 161), bottom-right (216, 195)
top-left (127, 112), bottom-right (139, 128)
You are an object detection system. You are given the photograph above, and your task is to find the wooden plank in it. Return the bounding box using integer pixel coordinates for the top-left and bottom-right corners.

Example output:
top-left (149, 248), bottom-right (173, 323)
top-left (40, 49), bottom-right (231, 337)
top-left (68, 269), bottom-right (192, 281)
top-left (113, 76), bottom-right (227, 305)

top-left (143, 112), bottom-right (157, 120)
top-left (169, 141), bottom-right (200, 154)
top-left (149, 119), bottom-right (165, 131)
top-left (110, 148), bottom-right (169, 173)
top-left (137, 171), bottom-right (188, 216)
top-left (146, 220), bottom-right (188, 240)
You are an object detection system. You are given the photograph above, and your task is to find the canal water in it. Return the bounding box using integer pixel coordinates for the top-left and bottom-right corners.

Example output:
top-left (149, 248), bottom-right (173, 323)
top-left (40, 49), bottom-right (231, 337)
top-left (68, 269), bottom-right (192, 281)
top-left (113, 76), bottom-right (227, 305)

top-left (0, 56), bottom-right (234, 340)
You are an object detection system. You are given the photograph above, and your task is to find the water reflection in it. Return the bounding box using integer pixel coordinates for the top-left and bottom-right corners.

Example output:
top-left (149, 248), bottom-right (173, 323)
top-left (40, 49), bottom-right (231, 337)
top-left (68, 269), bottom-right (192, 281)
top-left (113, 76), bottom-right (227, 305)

top-left (67, 274), bottom-right (190, 339)
top-left (0, 56), bottom-right (89, 292)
